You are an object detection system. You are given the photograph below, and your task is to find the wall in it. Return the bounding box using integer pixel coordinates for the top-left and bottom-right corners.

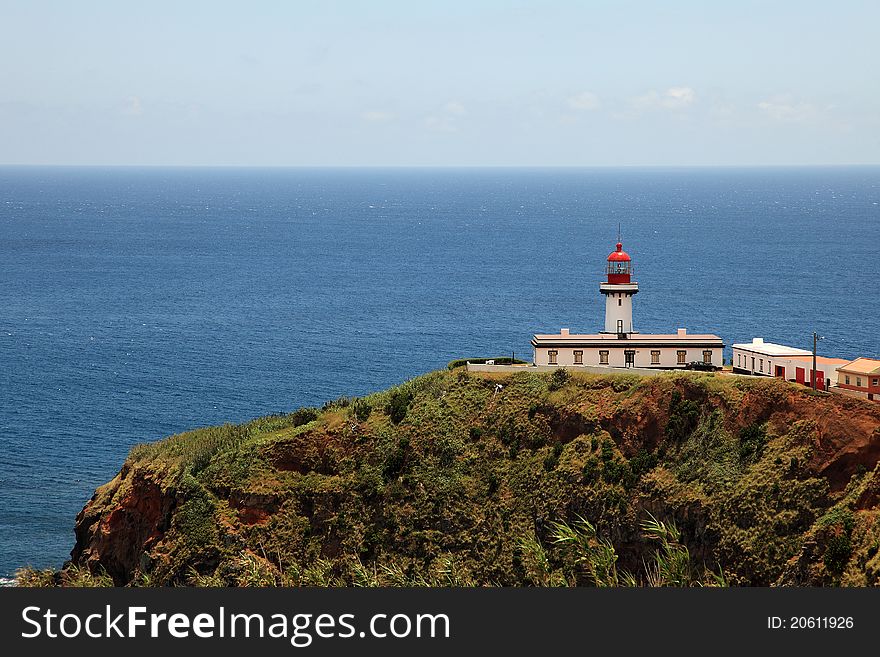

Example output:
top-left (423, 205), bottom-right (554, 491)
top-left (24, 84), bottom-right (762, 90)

top-left (534, 345), bottom-right (722, 369)
top-left (732, 347), bottom-right (843, 390)
top-left (466, 363), bottom-right (669, 376)
top-left (838, 371), bottom-right (880, 400)
top-left (732, 347), bottom-right (795, 378)
top-left (603, 290), bottom-right (634, 333)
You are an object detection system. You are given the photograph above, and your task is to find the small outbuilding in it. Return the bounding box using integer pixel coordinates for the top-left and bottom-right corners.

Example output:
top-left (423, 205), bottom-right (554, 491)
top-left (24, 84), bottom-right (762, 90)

top-left (837, 358), bottom-right (880, 401)
top-left (731, 337), bottom-right (847, 390)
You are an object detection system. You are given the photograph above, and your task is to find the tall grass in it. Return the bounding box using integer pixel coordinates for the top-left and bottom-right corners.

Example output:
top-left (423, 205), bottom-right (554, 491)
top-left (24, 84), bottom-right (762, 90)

top-left (546, 514), bottom-right (725, 587)
top-left (128, 423), bottom-right (249, 472)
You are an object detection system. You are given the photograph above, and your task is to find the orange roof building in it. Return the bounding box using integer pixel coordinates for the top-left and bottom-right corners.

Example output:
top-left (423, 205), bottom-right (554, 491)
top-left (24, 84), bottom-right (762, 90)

top-left (837, 358), bottom-right (880, 401)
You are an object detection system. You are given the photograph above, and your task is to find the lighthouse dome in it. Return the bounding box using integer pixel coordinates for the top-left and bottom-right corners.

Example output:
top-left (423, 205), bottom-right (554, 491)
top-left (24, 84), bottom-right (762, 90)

top-left (605, 241), bottom-right (632, 283)
top-left (607, 242), bottom-right (631, 262)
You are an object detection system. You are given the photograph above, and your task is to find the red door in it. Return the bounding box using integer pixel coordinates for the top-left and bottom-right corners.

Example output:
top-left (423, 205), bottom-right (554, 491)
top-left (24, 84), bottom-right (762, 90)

top-left (795, 367), bottom-right (805, 385)
top-left (815, 371), bottom-right (825, 390)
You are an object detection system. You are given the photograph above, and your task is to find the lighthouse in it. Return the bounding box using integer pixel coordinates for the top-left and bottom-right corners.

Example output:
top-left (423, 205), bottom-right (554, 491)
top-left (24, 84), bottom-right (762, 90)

top-left (599, 242), bottom-right (638, 335)
top-left (530, 239), bottom-right (723, 370)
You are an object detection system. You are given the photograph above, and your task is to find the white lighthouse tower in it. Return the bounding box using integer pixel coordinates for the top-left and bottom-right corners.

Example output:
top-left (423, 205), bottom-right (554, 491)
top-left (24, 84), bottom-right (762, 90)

top-left (599, 241), bottom-right (638, 335)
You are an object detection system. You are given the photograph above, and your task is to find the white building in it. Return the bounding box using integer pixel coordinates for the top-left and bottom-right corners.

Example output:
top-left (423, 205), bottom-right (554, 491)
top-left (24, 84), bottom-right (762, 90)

top-left (731, 337), bottom-right (848, 390)
top-left (532, 241), bottom-right (724, 369)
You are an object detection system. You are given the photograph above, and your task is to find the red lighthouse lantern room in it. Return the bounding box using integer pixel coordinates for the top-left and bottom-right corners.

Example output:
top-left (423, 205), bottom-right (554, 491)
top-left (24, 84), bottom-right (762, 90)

top-left (606, 242), bottom-right (632, 283)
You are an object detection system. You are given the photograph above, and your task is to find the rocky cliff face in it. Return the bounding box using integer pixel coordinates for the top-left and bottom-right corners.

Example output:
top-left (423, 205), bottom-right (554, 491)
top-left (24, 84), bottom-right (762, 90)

top-left (66, 370), bottom-right (880, 586)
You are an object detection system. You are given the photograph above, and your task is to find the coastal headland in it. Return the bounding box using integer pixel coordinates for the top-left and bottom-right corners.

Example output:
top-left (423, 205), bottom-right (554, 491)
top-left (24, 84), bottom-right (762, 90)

top-left (21, 367), bottom-right (880, 587)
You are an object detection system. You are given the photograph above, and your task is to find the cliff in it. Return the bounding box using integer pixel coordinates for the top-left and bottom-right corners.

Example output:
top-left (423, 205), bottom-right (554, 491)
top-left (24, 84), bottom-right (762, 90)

top-left (56, 369), bottom-right (880, 586)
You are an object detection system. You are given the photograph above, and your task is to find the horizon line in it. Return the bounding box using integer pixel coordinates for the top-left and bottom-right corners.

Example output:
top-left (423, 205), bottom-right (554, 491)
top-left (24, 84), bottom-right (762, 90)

top-left (1, 163), bottom-right (879, 170)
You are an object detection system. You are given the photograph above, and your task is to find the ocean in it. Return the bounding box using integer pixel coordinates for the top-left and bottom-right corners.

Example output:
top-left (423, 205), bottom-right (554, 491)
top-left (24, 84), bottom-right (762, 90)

top-left (1, 166), bottom-right (878, 577)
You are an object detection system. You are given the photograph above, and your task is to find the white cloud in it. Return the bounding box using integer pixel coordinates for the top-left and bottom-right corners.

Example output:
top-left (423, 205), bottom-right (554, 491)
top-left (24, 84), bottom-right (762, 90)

top-left (567, 91), bottom-right (600, 111)
top-left (123, 96), bottom-right (143, 116)
top-left (664, 86), bottom-right (696, 107)
top-left (443, 101), bottom-right (466, 116)
top-left (757, 97), bottom-right (817, 123)
top-left (424, 115), bottom-right (457, 132)
top-left (362, 110), bottom-right (395, 122)
top-left (424, 101), bottom-right (467, 132)
top-left (633, 86), bottom-right (696, 111)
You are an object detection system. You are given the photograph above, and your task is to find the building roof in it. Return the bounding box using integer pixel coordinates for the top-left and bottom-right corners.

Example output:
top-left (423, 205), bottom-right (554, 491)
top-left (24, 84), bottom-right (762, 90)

top-left (607, 242), bottom-right (631, 262)
top-left (532, 330), bottom-right (723, 346)
top-left (788, 355), bottom-right (850, 366)
top-left (838, 358), bottom-right (880, 375)
top-left (731, 338), bottom-right (811, 357)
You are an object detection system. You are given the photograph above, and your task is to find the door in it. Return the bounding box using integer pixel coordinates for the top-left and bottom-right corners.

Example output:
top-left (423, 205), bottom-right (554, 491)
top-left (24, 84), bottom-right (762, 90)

top-left (815, 371), bottom-right (825, 390)
top-left (795, 367), bottom-right (805, 385)
top-left (624, 350), bottom-right (635, 368)
top-left (775, 365), bottom-right (785, 378)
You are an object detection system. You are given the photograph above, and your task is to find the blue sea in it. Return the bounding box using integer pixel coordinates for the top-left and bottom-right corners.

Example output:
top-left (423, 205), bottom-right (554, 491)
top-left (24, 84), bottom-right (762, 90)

top-left (1, 166), bottom-right (878, 577)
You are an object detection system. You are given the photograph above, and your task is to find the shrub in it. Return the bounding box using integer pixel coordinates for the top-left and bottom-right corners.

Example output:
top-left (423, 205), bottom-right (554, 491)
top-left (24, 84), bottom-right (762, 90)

top-left (352, 399), bottom-right (372, 422)
top-left (629, 449), bottom-right (659, 478)
top-left (385, 388), bottom-right (413, 424)
top-left (582, 456), bottom-right (599, 482)
top-left (289, 407), bottom-right (319, 427)
top-left (603, 459), bottom-right (630, 485)
top-left (16, 567), bottom-right (58, 587)
top-left (600, 438), bottom-right (615, 462)
top-left (486, 471), bottom-right (500, 495)
top-left (543, 443), bottom-right (564, 471)
top-left (174, 476), bottom-right (218, 549)
top-left (548, 368), bottom-right (570, 391)
top-left (382, 437), bottom-right (410, 480)
top-left (322, 396), bottom-right (350, 411)
top-left (737, 423), bottom-right (768, 463)
top-left (824, 531), bottom-right (853, 575)
top-left (666, 390), bottom-right (701, 442)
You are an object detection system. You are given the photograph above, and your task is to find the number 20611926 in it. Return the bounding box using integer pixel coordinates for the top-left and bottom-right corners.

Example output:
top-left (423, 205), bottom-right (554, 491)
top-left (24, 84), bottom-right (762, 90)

top-left (768, 617), bottom-right (854, 630)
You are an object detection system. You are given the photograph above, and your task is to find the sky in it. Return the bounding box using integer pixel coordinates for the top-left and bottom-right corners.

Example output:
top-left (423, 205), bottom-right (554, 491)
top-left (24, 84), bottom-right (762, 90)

top-left (1, 0), bottom-right (878, 166)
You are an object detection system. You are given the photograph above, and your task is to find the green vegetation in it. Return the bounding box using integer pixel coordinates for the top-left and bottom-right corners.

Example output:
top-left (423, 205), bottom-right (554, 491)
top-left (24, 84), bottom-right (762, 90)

top-left (31, 368), bottom-right (880, 587)
top-left (523, 514), bottom-right (726, 587)
top-left (17, 564), bottom-right (113, 588)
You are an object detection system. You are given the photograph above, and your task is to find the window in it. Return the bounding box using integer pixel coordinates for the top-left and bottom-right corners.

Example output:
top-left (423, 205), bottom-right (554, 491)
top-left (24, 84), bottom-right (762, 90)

top-left (548, 350), bottom-right (558, 365)
top-left (737, 353), bottom-right (741, 367)
top-left (751, 357), bottom-right (755, 371)
top-left (857, 377), bottom-right (862, 387)
top-left (599, 350), bottom-right (609, 365)
top-left (759, 358), bottom-right (763, 372)
top-left (703, 350), bottom-right (713, 364)
top-left (845, 375), bottom-right (851, 385)
top-left (574, 350), bottom-right (583, 365)
top-left (873, 378), bottom-right (879, 387)
top-left (618, 298), bottom-right (622, 306)
top-left (677, 350), bottom-right (686, 365)
top-left (651, 350), bottom-right (660, 365)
